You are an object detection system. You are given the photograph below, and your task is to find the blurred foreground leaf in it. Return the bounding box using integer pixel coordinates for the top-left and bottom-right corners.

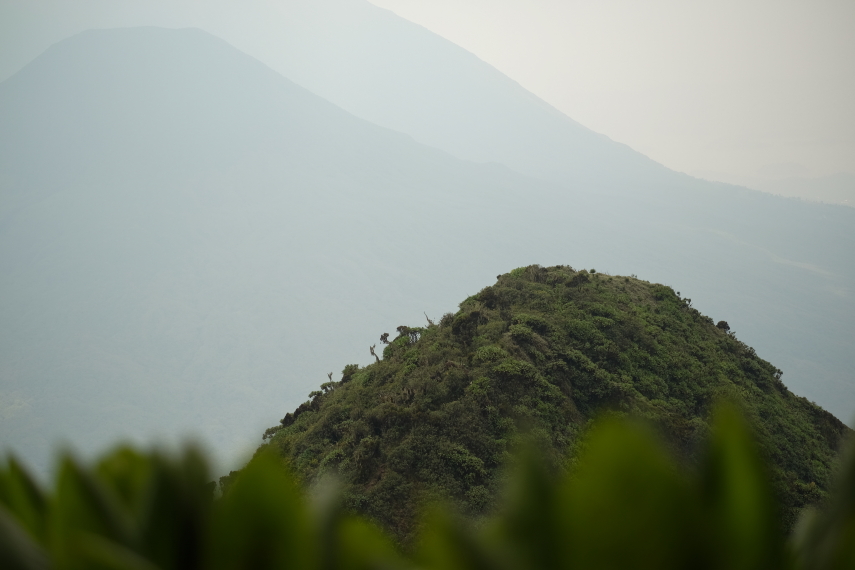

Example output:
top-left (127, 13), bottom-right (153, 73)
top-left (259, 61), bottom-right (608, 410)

top-left (0, 407), bottom-right (852, 569)
top-left (561, 420), bottom-right (703, 570)
top-left (0, 505), bottom-right (49, 570)
top-left (793, 434), bottom-right (855, 570)
top-left (700, 405), bottom-right (784, 570)
top-left (0, 457), bottom-right (48, 542)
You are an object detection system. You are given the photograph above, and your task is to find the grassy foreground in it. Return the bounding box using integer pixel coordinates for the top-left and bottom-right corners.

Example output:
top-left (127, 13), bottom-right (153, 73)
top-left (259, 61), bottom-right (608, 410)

top-left (1, 405), bottom-right (854, 570)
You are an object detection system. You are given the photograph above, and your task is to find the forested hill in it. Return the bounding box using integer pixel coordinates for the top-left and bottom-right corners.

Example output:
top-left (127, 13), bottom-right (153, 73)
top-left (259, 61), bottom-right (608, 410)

top-left (259, 265), bottom-right (847, 543)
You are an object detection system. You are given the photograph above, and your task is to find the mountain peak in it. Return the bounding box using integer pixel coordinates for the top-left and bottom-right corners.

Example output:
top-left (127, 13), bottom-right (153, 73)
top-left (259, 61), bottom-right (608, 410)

top-left (260, 265), bottom-right (848, 544)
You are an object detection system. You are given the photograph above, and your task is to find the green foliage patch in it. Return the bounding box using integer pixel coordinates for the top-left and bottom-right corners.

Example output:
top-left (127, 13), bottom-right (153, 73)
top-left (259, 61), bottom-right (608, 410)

top-left (262, 265), bottom-right (848, 544)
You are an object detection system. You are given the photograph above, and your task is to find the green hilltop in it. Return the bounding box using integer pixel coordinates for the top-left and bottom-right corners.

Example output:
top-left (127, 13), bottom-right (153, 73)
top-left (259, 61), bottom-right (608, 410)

top-left (258, 265), bottom-right (848, 543)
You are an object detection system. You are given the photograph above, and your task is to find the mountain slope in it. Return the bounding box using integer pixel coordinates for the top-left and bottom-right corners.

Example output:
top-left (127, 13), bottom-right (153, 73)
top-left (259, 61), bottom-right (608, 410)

top-left (225, 0), bottom-right (666, 185)
top-left (0, 27), bottom-right (852, 478)
top-left (0, 0), bottom-right (667, 185)
top-left (261, 265), bottom-right (849, 543)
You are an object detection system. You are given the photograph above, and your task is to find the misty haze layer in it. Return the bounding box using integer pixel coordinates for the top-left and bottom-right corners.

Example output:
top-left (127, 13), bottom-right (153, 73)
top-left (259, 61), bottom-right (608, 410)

top-left (0, 27), bottom-right (853, 475)
top-left (2, 0), bottom-right (853, 197)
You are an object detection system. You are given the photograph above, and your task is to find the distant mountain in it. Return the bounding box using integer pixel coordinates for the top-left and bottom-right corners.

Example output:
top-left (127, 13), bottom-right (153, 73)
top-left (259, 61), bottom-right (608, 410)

top-left (260, 265), bottom-right (849, 544)
top-left (0, 0), bottom-right (670, 185)
top-left (230, 0), bottom-right (667, 185)
top-left (755, 173), bottom-right (855, 208)
top-left (0, 28), bottom-right (852, 476)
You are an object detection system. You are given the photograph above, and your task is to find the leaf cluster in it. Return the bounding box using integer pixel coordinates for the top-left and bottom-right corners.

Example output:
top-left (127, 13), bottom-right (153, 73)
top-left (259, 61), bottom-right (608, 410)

top-left (1, 407), bottom-right (854, 569)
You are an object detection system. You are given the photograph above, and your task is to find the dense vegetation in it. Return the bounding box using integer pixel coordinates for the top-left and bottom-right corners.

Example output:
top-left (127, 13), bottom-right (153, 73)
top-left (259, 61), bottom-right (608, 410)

top-left (258, 265), bottom-right (848, 543)
top-left (2, 407), bottom-right (854, 570)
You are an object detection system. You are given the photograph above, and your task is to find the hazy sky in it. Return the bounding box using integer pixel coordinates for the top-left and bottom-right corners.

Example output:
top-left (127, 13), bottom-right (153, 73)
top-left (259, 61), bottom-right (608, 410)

top-left (368, 0), bottom-right (855, 184)
top-left (1, 0), bottom-right (853, 186)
